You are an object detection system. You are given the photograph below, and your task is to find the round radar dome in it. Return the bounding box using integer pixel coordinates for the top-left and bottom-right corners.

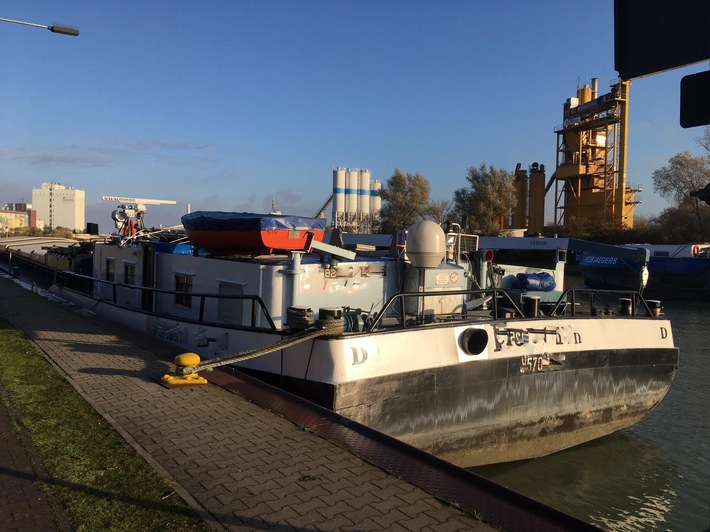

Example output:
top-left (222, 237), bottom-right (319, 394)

top-left (406, 220), bottom-right (446, 268)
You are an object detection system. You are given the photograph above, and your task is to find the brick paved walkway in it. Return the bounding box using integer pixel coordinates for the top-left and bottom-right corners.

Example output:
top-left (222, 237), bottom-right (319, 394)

top-left (0, 382), bottom-right (71, 531)
top-left (0, 274), bottom-right (493, 531)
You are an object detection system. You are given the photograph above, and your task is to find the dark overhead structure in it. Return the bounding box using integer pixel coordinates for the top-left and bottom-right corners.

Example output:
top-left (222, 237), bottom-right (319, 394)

top-left (614, 0), bottom-right (710, 128)
top-left (690, 182), bottom-right (710, 206)
top-left (680, 71), bottom-right (710, 129)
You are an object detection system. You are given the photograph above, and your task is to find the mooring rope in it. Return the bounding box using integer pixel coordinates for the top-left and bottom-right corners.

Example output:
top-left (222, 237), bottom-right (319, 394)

top-left (178, 316), bottom-right (344, 375)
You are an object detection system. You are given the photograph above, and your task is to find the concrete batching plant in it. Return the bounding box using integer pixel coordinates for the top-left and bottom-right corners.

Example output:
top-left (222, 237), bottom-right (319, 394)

top-left (501, 77), bottom-right (641, 235)
top-left (550, 78), bottom-right (640, 229)
top-left (331, 167), bottom-right (381, 233)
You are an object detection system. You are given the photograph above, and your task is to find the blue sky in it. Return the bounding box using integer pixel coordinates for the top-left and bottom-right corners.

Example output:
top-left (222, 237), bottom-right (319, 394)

top-left (1, 1), bottom-right (707, 233)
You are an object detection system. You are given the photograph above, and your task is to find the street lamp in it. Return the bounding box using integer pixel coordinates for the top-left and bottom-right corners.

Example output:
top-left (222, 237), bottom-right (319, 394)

top-left (0, 16), bottom-right (79, 36)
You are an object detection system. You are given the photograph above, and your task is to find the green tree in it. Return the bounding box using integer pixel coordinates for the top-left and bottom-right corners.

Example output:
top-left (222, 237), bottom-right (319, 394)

top-left (13, 226), bottom-right (44, 237)
top-left (378, 169), bottom-right (431, 234)
top-left (452, 163), bottom-right (515, 235)
top-left (49, 226), bottom-right (74, 238)
top-left (652, 151), bottom-right (710, 241)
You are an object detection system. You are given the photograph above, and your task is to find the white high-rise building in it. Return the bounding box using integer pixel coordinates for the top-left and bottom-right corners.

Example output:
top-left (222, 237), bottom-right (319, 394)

top-left (32, 182), bottom-right (85, 231)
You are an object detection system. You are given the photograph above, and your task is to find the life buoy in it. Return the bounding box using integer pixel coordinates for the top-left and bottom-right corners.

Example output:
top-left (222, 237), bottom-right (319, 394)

top-left (692, 245), bottom-right (700, 257)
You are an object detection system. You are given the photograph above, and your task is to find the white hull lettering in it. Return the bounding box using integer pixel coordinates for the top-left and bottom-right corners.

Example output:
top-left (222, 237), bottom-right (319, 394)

top-left (494, 326), bottom-right (561, 351)
top-left (351, 347), bottom-right (368, 365)
top-left (520, 354), bottom-right (544, 373)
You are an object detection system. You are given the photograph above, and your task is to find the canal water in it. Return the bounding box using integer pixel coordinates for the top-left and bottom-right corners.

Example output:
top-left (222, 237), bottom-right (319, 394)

top-left (471, 300), bottom-right (710, 531)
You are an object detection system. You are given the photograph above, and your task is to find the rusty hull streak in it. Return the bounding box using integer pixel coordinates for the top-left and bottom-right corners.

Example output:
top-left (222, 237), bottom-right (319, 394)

top-left (206, 365), bottom-right (600, 532)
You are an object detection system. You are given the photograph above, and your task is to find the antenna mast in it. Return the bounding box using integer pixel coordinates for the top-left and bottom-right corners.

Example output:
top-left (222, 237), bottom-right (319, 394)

top-left (101, 196), bottom-right (177, 236)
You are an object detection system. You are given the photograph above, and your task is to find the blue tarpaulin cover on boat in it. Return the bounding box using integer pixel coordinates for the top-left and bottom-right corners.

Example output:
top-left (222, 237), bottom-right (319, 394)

top-left (181, 212), bottom-right (327, 232)
top-left (150, 242), bottom-right (193, 255)
top-left (515, 272), bottom-right (556, 291)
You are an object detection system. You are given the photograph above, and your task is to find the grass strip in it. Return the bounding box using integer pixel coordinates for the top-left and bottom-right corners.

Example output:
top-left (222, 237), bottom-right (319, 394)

top-left (0, 316), bottom-right (210, 531)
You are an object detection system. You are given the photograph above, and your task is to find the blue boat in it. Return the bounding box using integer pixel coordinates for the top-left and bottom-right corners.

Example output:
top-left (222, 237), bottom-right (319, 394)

top-left (578, 244), bottom-right (710, 301)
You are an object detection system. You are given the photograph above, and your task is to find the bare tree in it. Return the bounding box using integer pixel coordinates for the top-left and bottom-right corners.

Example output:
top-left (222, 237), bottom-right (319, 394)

top-left (652, 151), bottom-right (710, 240)
top-left (698, 125), bottom-right (710, 153)
top-left (653, 151), bottom-right (710, 205)
top-left (427, 199), bottom-right (452, 225)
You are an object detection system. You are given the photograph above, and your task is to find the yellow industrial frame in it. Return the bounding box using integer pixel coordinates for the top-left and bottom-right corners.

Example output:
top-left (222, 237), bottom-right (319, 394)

top-left (549, 79), bottom-right (639, 229)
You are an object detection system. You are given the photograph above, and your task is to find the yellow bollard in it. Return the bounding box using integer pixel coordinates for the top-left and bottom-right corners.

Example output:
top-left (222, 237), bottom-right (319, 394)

top-left (174, 352), bottom-right (202, 368)
top-left (161, 352), bottom-right (208, 386)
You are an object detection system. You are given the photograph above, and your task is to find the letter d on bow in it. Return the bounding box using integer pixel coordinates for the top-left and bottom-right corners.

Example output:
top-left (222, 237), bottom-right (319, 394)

top-left (351, 347), bottom-right (368, 365)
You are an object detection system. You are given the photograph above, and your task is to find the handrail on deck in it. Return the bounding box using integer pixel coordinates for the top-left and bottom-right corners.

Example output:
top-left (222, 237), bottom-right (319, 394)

top-left (549, 288), bottom-right (657, 317)
top-left (45, 269), bottom-right (663, 337)
top-left (366, 288), bottom-right (527, 332)
top-left (367, 286), bottom-right (660, 332)
top-left (56, 271), bottom-right (278, 331)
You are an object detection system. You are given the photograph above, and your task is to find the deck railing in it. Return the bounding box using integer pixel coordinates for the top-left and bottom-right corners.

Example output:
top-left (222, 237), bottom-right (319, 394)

top-left (366, 287), bottom-right (661, 331)
top-left (54, 271), bottom-right (277, 331)
top-left (11, 264), bottom-right (663, 336)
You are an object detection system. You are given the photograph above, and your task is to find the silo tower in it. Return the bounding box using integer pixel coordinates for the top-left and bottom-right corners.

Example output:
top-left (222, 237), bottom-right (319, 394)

top-left (331, 167), bottom-right (378, 233)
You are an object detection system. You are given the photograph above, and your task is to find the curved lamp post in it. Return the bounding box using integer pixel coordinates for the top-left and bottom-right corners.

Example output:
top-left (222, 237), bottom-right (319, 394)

top-left (0, 16), bottom-right (79, 36)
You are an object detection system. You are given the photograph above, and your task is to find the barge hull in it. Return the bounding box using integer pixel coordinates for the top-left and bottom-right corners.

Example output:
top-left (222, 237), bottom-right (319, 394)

top-left (247, 346), bottom-right (678, 467)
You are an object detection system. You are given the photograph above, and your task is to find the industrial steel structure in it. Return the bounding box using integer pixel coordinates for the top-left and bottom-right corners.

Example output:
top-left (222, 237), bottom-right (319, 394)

top-left (550, 78), bottom-right (640, 229)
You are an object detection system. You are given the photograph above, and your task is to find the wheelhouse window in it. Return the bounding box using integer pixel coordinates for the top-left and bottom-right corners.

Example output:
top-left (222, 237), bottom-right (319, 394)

top-left (124, 263), bottom-right (136, 285)
top-left (105, 259), bottom-right (115, 282)
top-left (175, 274), bottom-right (193, 308)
